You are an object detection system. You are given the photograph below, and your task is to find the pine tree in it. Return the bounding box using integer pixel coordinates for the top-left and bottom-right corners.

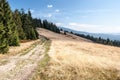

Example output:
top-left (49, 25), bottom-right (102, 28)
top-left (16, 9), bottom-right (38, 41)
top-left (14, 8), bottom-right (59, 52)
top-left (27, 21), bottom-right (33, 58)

top-left (34, 29), bottom-right (39, 38)
top-left (42, 20), bottom-right (60, 33)
top-left (0, 0), bottom-right (11, 38)
top-left (0, 0), bottom-right (11, 53)
top-left (30, 28), bottom-right (37, 39)
top-left (32, 18), bottom-right (43, 28)
top-left (21, 9), bottom-right (38, 40)
top-left (0, 0), bottom-right (20, 53)
top-left (13, 9), bottom-right (26, 40)
top-left (8, 22), bottom-right (20, 46)
top-left (0, 23), bottom-right (9, 53)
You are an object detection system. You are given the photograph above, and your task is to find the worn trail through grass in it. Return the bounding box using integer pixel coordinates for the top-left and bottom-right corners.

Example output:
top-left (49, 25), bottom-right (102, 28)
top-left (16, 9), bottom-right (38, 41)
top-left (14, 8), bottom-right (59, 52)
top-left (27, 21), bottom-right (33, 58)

top-left (0, 38), bottom-right (49, 80)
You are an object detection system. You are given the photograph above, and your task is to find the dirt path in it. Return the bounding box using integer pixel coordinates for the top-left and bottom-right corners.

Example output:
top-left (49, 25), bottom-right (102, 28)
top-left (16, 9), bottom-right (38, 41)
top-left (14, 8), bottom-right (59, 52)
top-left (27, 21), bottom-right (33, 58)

top-left (0, 39), bottom-right (46, 80)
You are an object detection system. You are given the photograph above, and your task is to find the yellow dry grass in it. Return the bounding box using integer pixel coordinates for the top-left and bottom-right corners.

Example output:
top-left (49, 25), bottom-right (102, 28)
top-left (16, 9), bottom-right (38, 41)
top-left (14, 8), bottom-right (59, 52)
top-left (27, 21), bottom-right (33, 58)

top-left (0, 40), bottom-right (39, 59)
top-left (36, 28), bottom-right (120, 80)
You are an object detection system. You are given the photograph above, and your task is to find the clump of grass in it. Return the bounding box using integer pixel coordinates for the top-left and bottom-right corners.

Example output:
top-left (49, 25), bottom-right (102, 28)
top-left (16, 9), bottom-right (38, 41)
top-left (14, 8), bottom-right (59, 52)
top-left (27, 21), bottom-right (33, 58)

top-left (0, 60), bottom-right (9, 66)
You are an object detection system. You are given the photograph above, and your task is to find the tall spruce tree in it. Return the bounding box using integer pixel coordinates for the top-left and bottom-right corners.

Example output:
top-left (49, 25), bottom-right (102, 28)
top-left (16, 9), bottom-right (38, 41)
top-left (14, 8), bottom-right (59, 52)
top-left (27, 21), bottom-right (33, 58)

top-left (8, 21), bottom-right (19, 46)
top-left (0, 0), bottom-right (11, 53)
top-left (21, 9), bottom-right (38, 40)
top-left (13, 9), bottom-right (26, 40)
top-left (27, 10), bottom-right (36, 39)
top-left (32, 18), bottom-right (43, 28)
top-left (0, 0), bottom-right (19, 53)
top-left (42, 20), bottom-right (60, 33)
top-left (0, 23), bottom-right (9, 53)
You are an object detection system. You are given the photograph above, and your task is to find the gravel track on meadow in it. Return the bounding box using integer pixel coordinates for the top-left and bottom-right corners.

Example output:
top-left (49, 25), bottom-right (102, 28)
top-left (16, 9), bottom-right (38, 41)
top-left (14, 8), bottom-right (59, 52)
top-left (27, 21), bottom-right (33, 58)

top-left (0, 40), bottom-right (45, 80)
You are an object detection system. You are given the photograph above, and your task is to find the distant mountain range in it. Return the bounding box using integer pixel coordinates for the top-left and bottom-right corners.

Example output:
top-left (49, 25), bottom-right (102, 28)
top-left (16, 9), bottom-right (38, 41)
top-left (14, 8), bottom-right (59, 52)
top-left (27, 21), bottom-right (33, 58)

top-left (60, 27), bottom-right (120, 41)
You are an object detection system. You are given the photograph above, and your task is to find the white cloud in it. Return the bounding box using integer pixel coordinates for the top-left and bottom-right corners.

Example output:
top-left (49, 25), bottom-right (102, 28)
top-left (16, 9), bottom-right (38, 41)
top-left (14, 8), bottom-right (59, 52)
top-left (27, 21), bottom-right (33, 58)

top-left (69, 22), bottom-right (97, 28)
top-left (67, 22), bottom-right (120, 33)
top-left (30, 9), bottom-right (34, 13)
top-left (48, 14), bottom-right (52, 17)
top-left (79, 9), bottom-right (112, 13)
top-left (44, 13), bottom-right (52, 18)
top-left (56, 23), bottom-right (62, 26)
top-left (47, 5), bottom-right (53, 8)
top-left (81, 16), bottom-right (87, 18)
top-left (67, 22), bottom-right (103, 33)
top-left (69, 23), bottom-right (77, 26)
top-left (55, 9), bottom-right (60, 13)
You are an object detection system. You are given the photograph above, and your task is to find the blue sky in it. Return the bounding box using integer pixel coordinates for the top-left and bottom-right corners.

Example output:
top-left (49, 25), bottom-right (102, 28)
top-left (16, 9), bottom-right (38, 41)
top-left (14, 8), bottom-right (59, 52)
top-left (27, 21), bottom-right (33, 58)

top-left (8, 0), bottom-right (120, 33)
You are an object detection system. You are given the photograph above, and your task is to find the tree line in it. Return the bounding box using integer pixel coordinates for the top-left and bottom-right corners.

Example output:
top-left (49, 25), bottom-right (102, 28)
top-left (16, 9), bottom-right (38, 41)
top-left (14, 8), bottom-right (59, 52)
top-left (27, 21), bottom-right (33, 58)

top-left (0, 0), bottom-right (39, 53)
top-left (32, 18), bottom-right (60, 33)
top-left (61, 29), bottom-right (120, 47)
top-left (68, 31), bottom-right (120, 47)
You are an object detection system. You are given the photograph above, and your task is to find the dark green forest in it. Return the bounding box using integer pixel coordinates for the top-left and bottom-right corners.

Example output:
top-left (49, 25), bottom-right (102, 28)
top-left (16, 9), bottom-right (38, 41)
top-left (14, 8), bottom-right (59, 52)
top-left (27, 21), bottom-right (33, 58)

top-left (75, 33), bottom-right (120, 47)
top-left (0, 0), bottom-right (60, 53)
top-left (32, 19), bottom-right (60, 33)
top-left (63, 30), bottom-right (120, 47)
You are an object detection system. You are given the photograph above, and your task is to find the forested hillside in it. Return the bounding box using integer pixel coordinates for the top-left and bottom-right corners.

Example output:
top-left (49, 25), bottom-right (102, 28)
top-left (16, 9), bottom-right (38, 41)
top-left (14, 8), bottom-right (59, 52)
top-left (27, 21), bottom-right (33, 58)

top-left (0, 0), bottom-right (60, 53)
top-left (0, 0), bottom-right (38, 53)
top-left (33, 19), bottom-right (60, 33)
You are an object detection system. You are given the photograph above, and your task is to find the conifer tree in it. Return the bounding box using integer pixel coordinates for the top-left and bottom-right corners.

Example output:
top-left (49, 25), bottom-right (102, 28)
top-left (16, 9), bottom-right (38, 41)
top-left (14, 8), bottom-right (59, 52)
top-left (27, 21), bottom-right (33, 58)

top-left (0, 0), bottom-right (11, 53)
top-left (28, 10), bottom-right (37, 39)
top-left (32, 18), bottom-right (43, 28)
top-left (0, 0), bottom-right (20, 53)
top-left (21, 9), bottom-right (38, 40)
top-left (0, 23), bottom-right (9, 53)
top-left (8, 21), bottom-right (19, 46)
top-left (30, 28), bottom-right (37, 39)
top-left (13, 9), bottom-right (26, 40)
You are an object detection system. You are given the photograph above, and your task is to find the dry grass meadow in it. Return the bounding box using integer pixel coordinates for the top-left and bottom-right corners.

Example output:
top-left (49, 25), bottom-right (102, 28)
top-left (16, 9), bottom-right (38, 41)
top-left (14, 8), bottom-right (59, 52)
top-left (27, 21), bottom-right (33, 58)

top-left (0, 40), bottom-right (39, 59)
top-left (36, 28), bottom-right (120, 80)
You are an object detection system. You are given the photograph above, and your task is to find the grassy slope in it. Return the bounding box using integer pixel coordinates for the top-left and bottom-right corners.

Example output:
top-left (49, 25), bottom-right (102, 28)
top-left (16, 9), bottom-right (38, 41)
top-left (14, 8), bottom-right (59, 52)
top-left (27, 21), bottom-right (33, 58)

top-left (35, 28), bottom-right (120, 80)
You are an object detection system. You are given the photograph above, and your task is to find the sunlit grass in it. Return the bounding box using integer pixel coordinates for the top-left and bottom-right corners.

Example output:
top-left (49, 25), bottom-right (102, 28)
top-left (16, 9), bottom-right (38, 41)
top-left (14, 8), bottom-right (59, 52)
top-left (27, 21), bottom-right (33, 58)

top-left (34, 28), bottom-right (120, 80)
top-left (0, 40), bottom-right (40, 59)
